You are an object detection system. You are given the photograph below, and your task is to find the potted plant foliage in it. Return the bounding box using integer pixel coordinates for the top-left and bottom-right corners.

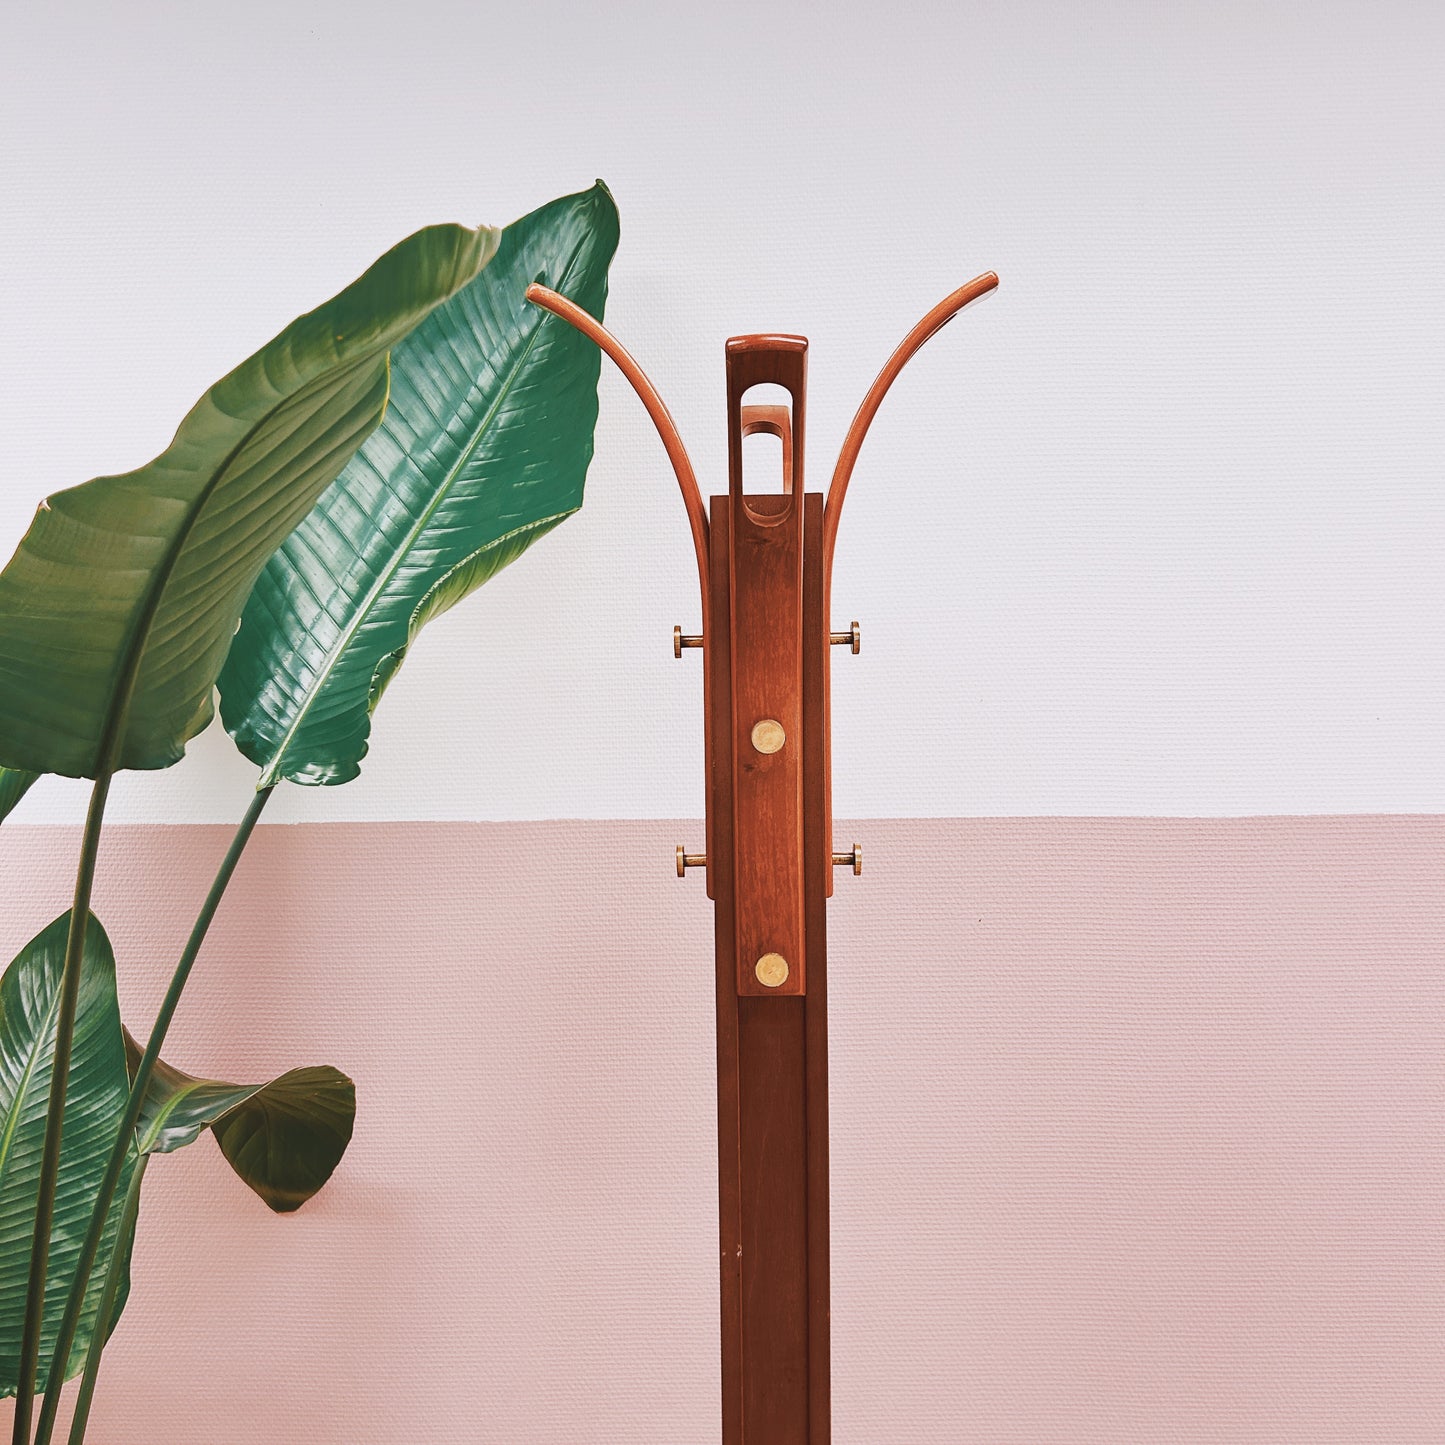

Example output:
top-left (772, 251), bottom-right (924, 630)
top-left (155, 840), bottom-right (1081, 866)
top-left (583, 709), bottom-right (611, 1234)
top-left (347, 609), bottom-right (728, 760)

top-left (0, 181), bottom-right (619, 1445)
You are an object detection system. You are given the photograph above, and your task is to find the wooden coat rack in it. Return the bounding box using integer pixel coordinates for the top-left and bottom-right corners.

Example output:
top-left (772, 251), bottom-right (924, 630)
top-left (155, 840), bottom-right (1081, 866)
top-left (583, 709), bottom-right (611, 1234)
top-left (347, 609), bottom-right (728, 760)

top-left (528, 270), bottom-right (997, 1444)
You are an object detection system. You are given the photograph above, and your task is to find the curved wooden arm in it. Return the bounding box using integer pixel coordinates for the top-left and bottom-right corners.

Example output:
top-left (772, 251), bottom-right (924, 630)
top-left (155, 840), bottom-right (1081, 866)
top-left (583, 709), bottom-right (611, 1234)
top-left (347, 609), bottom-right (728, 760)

top-left (526, 283), bottom-right (711, 628)
top-left (823, 272), bottom-right (998, 593)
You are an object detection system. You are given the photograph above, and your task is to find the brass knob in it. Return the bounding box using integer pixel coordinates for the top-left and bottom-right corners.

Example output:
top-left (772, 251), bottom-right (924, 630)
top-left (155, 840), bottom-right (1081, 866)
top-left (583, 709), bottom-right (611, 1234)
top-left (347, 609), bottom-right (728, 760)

top-left (750, 718), bottom-right (786, 754)
top-left (829, 620), bottom-right (861, 654)
top-left (754, 952), bottom-right (790, 988)
top-left (676, 846), bottom-right (706, 877)
top-left (832, 843), bottom-right (863, 876)
top-left (673, 625), bottom-right (704, 658)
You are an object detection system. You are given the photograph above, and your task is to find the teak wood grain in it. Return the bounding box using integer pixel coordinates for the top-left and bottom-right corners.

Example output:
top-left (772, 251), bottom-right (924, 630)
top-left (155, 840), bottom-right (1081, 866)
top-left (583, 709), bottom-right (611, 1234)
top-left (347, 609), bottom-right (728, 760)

top-left (711, 333), bottom-right (830, 1442)
top-left (524, 273), bottom-right (997, 1445)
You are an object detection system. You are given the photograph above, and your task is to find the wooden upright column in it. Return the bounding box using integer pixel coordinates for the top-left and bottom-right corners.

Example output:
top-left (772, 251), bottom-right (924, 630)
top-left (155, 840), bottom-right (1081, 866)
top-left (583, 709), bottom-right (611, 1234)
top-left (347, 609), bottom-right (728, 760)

top-left (707, 334), bottom-right (831, 1442)
top-left (522, 267), bottom-right (998, 1445)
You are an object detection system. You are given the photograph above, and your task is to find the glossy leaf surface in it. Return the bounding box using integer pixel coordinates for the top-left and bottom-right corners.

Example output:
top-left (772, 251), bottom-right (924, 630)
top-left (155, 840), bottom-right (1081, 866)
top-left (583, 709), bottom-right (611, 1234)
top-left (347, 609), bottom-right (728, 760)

top-left (125, 1033), bottom-right (355, 1213)
top-left (0, 224), bottom-right (499, 779)
top-left (0, 770), bottom-right (37, 824)
top-left (0, 915), bottom-right (136, 1394)
top-left (218, 183), bottom-right (620, 786)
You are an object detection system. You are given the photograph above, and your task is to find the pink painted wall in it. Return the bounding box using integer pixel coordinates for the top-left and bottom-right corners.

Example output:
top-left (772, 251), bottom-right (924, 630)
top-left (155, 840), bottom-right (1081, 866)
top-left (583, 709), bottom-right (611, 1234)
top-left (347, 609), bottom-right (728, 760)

top-left (2, 817), bottom-right (1442, 1443)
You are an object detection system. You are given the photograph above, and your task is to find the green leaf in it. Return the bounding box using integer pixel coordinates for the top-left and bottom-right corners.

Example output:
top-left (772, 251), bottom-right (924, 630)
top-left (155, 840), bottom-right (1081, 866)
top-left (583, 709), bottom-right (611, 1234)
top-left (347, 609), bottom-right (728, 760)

top-left (0, 914), bottom-right (137, 1395)
top-left (0, 223), bottom-right (500, 780)
top-left (125, 1032), bottom-right (355, 1214)
top-left (0, 769), bottom-right (38, 824)
top-left (218, 182), bottom-right (620, 786)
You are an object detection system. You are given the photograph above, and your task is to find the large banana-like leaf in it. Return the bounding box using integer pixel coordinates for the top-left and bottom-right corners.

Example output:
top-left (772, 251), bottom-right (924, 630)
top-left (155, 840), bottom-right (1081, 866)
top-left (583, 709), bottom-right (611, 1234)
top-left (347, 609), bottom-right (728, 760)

top-left (0, 769), bottom-right (38, 824)
top-left (0, 914), bottom-right (137, 1395)
top-left (125, 1032), bottom-right (355, 1214)
top-left (0, 223), bottom-right (499, 779)
top-left (218, 182), bottom-right (620, 786)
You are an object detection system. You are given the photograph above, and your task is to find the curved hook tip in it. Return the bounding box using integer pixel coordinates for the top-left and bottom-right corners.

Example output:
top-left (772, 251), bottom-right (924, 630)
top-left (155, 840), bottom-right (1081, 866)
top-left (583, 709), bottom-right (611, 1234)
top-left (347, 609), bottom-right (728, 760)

top-left (823, 268), bottom-right (999, 596)
top-left (523, 281), bottom-right (711, 630)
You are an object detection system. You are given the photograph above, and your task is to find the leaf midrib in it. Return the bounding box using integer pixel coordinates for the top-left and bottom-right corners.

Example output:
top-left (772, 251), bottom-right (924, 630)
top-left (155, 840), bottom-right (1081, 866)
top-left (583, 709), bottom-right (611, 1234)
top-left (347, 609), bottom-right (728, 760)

top-left (259, 235), bottom-right (593, 781)
top-left (136, 1079), bottom-right (260, 1155)
top-left (0, 977), bottom-right (65, 1201)
top-left (97, 354), bottom-right (392, 776)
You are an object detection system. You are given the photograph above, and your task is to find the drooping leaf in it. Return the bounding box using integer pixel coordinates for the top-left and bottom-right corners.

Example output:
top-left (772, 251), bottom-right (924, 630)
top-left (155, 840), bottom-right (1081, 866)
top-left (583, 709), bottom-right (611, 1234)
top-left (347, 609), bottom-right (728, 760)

top-left (0, 914), bottom-right (137, 1395)
top-left (0, 769), bottom-right (38, 824)
top-left (124, 1032), bottom-right (354, 1214)
top-left (218, 182), bottom-right (620, 787)
top-left (0, 222), bottom-right (500, 780)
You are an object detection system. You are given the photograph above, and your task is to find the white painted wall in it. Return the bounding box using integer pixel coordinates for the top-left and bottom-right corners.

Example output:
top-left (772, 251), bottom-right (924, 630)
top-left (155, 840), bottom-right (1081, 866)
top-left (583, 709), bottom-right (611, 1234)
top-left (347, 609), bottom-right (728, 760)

top-left (4, 0), bottom-right (1443, 823)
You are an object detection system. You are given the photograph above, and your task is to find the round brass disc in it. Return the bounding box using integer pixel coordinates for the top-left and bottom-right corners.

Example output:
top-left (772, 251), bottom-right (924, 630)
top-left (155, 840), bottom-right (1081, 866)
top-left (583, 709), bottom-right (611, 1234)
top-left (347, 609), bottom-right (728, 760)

top-left (754, 952), bottom-right (790, 988)
top-left (751, 718), bottom-right (786, 754)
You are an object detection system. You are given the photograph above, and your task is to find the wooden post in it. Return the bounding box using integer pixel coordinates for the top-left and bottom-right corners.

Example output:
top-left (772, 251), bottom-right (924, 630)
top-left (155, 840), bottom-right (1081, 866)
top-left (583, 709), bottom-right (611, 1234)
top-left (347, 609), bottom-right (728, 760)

top-left (708, 335), bottom-right (830, 1441)
top-left (524, 269), bottom-right (998, 1445)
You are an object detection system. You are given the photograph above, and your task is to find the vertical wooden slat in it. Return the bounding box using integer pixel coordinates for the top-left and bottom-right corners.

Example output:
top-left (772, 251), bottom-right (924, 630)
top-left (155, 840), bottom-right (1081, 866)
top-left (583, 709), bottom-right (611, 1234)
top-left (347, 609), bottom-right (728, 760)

top-left (801, 494), bottom-right (832, 1440)
top-left (729, 492), bottom-right (807, 997)
top-left (711, 478), bottom-right (831, 1443)
top-left (709, 501), bottom-right (744, 1444)
top-left (737, 996), bottom-right (811, 1440)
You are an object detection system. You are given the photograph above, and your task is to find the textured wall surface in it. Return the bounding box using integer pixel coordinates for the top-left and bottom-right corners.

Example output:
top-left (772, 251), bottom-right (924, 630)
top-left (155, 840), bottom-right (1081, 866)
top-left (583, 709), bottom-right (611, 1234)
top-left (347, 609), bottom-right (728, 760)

top-left (4, 1), bottom-right (1443, 1441)
top-left (5, 0), bottom-right (1445, 825)
top-left (2, 818), bottom-right (1442, 1444)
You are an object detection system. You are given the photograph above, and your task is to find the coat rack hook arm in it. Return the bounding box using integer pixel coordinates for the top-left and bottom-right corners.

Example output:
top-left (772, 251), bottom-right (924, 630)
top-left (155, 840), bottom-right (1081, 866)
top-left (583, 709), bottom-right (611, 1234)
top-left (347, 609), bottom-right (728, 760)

top-left (822, 271), bottom-right (999, 591)
top-left (526, 283), bottom-right (711, 627)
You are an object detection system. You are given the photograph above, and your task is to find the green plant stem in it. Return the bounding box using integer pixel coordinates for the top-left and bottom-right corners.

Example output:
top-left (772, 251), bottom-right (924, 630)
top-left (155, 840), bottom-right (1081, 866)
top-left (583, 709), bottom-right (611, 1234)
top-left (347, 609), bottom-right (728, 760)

top-left (32, 784), bottom-right (275, 1445)
top-left (12, 772), bottom-right (113, 1445)
top-left (64, 1154), bottom-right (147, 1445)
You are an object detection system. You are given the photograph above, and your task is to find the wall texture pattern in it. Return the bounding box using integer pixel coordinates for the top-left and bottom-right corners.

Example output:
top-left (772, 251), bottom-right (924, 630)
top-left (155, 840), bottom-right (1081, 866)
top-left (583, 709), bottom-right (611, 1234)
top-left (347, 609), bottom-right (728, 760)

top-left (4, 1), bottom-right (1444, 1440)
top-left (3, 818), bottom-right (1441, 1444)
